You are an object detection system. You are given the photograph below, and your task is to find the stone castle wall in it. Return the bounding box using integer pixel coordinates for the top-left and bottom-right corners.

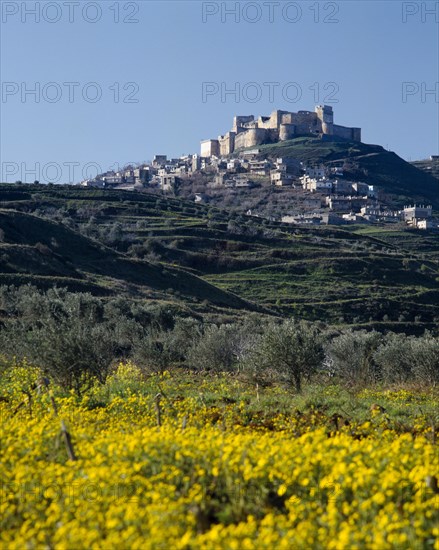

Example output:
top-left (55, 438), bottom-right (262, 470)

top-left (201, 139), bottom-right (219, 158)
top-left (234, 128), bottom-right (272, 150)
top-left (232, 115), bottom-right (255, 133)
top-left (279, 123), bottom-right (296, 141)
top-left (332, 125), bottom-right (361, 141)
top-left (201, 106), bottom-right (361, 157)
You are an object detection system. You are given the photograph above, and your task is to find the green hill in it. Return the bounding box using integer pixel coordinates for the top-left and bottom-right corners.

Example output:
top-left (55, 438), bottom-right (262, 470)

top-left (0, 207), bottom-right (260, 316)
top-left (0, 184), bottom-right (438, 333)
top-left (246, 136), bottom-right (439, 208)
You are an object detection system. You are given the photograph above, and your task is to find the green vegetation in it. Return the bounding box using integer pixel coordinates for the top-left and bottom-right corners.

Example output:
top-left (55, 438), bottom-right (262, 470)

top-left (411, 157), bottom-right (439, 181)
top-left (1, 183), bottom-right (439, 331)
top-left (0, 286), bottom-right (438, 396)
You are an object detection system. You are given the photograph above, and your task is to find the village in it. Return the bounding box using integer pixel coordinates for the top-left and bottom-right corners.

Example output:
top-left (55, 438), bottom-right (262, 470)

top-left (80, 149), bottom-right (437, 231)
top-left (80, 104), bottom-right (437, 231)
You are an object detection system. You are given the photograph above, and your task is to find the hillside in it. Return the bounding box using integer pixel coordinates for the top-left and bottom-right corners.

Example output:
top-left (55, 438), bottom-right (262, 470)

top-left (410, 157), bottom-right (439, 181)
top-left (245, 136), bottom-right (439, 208)
top-left (0, 207), bottom-right (260, 317)
top-left (0, 184), bottom-right (438, 333)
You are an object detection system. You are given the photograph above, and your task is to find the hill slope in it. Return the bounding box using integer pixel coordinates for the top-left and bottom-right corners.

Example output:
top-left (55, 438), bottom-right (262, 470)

top-left (0, 208), bottom-right (260, 315)
top-left (0, 184), bottom-right (438, 333)
top-left (410, 157), bottom-right (439, 181)
top-left (248, 137), bottom-right (439, 208)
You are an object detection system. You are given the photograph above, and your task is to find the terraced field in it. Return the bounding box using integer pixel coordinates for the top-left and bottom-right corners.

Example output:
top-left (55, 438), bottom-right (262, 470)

top-left (0, 184), bottom-right (438, 331)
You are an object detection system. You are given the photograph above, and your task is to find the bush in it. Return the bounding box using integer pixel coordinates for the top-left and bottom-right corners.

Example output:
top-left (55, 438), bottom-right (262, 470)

top-left (130, 330), bottom-right (176, 374)
top-left (0, 288), bottom-right (119, 394)
top-left (131, 318), bottom-right (201, 373)
top-left (0, 286), bottom-right (170, 393)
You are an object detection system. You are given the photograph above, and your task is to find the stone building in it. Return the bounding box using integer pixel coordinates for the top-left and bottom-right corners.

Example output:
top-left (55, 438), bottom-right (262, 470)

top-left (271, 170), bottom-right (294, 186)
top-left (402, 205), bottom-right (433, 221)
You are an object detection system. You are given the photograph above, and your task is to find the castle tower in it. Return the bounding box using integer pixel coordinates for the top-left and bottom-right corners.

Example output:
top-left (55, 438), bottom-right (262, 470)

top-left (218, 132), bottom-right (236, 156)
top-left (201, 139), bottom-right (220, 158)
top-left (315, 105), bottom-right (334, 135)
top-left (269, 110), bottom-right (282, 129)
top-left (232, 115), bottom-right (254, 133)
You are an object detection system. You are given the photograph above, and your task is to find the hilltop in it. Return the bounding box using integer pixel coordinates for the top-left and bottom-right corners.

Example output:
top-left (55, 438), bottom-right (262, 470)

top-left (198, 104), bottom-right (438, 210)
top-left (0, 184), bottom-right (438, 333)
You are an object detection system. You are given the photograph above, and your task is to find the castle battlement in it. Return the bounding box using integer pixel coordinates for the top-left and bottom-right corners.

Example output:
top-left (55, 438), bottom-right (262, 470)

top-left (201, 105), bottom-right (361, 157)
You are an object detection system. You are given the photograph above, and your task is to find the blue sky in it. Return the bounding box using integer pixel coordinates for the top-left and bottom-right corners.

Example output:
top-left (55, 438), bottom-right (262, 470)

top-left (1, 0), bottom-right (438, 183)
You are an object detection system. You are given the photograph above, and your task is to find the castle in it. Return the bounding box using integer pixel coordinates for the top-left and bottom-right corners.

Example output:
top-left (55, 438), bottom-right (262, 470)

top-left (201, 105), bottom-right (361, 157)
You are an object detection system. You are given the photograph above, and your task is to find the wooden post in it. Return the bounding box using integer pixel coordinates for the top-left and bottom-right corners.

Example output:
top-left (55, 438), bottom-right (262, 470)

top-left (60, 421), bottom-right (77, 461)
top-left (49, 391), bottom-right (58, 417)
top-left (181, 414), bottom-right (188, 431)
top-left (154, 393), bottom-right (162, 427)
top-left (38, 378), bottom-right (58, 417)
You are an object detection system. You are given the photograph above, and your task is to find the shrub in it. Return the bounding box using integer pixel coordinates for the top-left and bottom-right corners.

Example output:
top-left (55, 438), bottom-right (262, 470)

top-left (187, 322), bottom-right (257, 373)
top-left (0, 289), bottom-right (118, 394)
top-left (131, 318), bottom-right (201, 373)
top-left (0, 286), bottom-right (146, 394)
top-left (35, 242), bottom-right (52, 256)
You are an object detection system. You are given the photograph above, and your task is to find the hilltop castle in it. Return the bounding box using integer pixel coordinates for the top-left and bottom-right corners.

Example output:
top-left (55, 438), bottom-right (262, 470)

top-left (201, 105), bottom-right (361, 157)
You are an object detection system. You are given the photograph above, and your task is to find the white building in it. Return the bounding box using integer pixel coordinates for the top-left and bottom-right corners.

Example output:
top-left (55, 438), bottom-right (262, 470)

top-left (80, 179), bottom-right (105, 188)
top-left (300, 176), bottom-right (333, 191)
top-left (402, 205), bottom-right (433, 221)
top-left (227, 159), bottom-right (241, 171)
top-left (271, 170), bottom-right (294, 186)
top-left (416, 219), bottom-right (436, 230)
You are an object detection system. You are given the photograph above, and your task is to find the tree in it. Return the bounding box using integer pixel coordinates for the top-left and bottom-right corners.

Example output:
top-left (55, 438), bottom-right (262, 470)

top-left (187, 324), bottom-right (240, 372)
top-left (0, 287), bottom-right (120, 394)
top-left (242, 319), bottom-right (324, 392)
top-left (410, 333), bottom-right (439, 386)
top-left (327, 329), bottom-right (383, 386)
top-left (187, 321), bottom-right (258, 373)
top-left (131, 319), bottom-right (200, 373)
top-left (373, 333), bottom-right (414, 383)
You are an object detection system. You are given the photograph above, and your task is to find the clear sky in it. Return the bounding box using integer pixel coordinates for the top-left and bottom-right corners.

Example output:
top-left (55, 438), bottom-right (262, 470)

top-left (1, 0), bottom-right (438, 183)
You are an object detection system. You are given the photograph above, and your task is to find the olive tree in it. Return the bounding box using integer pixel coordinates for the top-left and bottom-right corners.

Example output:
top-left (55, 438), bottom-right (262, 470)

top-left (373, 333), bottom-right (414, 383)
top-left (241, 319), bottom-right (324, 392)
top-left (187, 320), bottom-right (260, 373)
top-left (326, 329), bottom-right (383, 386)
top-left (131, 318), bottom-right (201, 373)
top-left (0, 287), bottom-right (124, 394)
top-left (410, 332), bottom-right (439, 386)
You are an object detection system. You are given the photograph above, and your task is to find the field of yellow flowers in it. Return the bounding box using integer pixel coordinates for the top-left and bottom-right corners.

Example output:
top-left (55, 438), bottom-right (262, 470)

top-left (1, 363), bottom-right (438, 549)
